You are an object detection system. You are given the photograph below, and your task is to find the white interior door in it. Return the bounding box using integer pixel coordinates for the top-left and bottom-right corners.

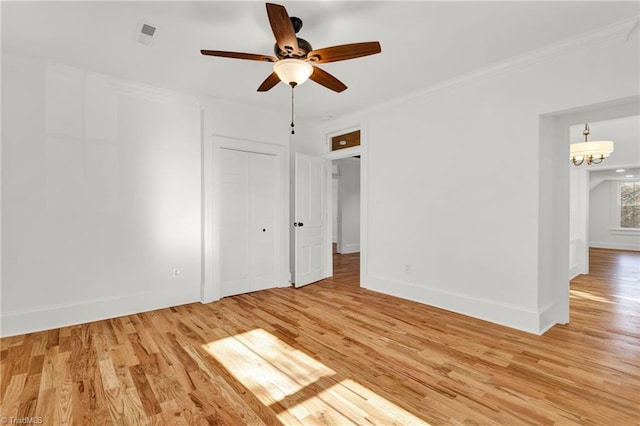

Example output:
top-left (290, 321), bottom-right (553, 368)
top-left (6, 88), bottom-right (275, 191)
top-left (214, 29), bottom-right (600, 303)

top-left (294, 153), bottom-right (326, 287)
top-left (220, 148), bottom-right (276, 297)
top-left (248, 152), bottom-right (277, 290)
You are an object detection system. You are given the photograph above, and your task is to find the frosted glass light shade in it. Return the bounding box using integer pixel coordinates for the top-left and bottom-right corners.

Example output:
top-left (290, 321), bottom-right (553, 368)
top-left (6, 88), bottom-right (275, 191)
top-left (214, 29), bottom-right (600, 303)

top-left (273, 59), bottom-right (313, 86)
top-left (570, 140), bottom-right (614, 160)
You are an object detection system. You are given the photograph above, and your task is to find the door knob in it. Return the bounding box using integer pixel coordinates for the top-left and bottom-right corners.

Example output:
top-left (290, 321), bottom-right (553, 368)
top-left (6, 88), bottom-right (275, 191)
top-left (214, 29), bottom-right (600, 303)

top-left (293, 222), bottom-right (304, 227)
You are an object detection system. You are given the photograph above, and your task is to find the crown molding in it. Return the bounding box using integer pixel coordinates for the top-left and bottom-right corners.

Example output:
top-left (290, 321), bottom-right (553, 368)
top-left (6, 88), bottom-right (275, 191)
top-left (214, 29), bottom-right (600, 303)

top-left (360, 15), bottom-right (640, 117)
top-left (113, 77), bottom-right (199, 107)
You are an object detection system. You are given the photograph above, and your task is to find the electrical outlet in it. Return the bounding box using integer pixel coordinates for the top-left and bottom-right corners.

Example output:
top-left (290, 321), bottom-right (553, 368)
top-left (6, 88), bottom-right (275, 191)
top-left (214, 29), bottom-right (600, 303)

top-left (172, 268), bottom-right (181, 278)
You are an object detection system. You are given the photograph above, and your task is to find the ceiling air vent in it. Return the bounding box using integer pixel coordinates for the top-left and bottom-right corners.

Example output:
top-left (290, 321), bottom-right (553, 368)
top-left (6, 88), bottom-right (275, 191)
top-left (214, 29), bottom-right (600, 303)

top-left (134, 20), bottom-right (158, 46)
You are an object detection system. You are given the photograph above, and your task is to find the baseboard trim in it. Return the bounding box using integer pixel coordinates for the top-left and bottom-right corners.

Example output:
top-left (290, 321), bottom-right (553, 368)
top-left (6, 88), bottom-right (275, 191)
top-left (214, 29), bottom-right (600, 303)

top-left (363, 274), bottom-right (552, 335)
top-left (569, 264), bottom-right (587, 280)
top-left (538, 302), bottom-right (558, 334)
top-left (1, 286), bottom-right (200, 337)
top-left (589, 242), bottom-right (640, 251)
top-left (338, 243), bottom-right (360, 254)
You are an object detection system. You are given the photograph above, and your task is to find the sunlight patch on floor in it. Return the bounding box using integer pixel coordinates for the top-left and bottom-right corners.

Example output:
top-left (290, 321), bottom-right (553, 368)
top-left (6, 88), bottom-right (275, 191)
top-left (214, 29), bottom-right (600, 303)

top-left (202, 328), bottom-right (431, 424)
top-left (570, 289), bottom-right (613, 303)
top-left (202, 329), bottom-right (334, 405)
top-left (312, 379), bottom-right (433, 425)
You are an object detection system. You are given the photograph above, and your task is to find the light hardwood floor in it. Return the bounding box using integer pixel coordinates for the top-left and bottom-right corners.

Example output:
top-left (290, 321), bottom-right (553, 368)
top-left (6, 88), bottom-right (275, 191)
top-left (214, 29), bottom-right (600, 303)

top-left (1, 248), bottom-right (638, 425)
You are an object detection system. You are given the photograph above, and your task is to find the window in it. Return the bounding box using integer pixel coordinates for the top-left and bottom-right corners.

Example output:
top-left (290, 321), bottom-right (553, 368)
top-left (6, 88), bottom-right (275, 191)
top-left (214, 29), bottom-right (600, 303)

top-left (618, 181), bottom-right (640, 229)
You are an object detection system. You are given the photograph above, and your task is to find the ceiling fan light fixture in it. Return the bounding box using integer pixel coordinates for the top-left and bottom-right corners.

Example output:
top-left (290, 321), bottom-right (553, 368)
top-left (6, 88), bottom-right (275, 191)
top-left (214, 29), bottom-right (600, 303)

top-left (273, 58), bottom-right (313, 86)
top-left (200, 3), bottom-right (381, 133)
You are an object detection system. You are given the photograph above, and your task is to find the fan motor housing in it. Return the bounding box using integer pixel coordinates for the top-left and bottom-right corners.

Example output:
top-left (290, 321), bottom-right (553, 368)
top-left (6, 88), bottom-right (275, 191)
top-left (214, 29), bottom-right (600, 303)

top-left (274, 37), bottom-right (313, 59)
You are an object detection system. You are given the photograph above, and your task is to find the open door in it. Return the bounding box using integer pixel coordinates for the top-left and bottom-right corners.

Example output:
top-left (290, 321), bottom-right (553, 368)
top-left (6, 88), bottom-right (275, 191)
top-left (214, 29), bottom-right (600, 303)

top-left (294, 153), bottom-right (326, 287)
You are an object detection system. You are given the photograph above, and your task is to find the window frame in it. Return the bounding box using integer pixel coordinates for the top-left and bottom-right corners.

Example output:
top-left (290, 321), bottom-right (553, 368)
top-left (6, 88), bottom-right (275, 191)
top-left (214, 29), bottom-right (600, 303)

top-left (611, 179), bottom-right (640, 234)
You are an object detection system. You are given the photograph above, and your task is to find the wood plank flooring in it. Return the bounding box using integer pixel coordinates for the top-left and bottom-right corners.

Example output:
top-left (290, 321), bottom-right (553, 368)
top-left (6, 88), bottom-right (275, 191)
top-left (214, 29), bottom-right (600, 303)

top-left (1, 247), bottom-right (638, 425)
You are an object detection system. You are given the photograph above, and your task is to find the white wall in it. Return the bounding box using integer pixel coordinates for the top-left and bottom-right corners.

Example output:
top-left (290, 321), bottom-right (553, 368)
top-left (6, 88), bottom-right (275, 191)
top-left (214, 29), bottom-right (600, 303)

top-left (589, 180), bottom-right (640, 250)
top-left (332, 177), bottom-right (339, 243)
top-left (3, 20), bottom-right (638, 337)
top-left (319, 20), bottom-right (639, 334)
top-left (569, 167), bottom-right (589, 278)
top-left (2, 53), bottom-right (202, 336)
top-left (336, 158), bottom-right (361, 254)
top-left (2, 53), bottom-right (294, 336)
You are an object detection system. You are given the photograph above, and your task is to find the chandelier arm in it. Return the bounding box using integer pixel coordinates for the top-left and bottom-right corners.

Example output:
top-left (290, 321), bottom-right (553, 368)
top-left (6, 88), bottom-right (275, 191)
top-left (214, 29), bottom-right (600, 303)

top-left (572, 156), bottom-right (585, 166)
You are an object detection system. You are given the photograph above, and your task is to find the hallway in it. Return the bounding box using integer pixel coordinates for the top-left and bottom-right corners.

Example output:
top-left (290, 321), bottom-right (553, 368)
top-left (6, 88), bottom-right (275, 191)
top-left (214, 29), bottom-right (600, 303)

top-left (325, 244), bottom-right (360, 287)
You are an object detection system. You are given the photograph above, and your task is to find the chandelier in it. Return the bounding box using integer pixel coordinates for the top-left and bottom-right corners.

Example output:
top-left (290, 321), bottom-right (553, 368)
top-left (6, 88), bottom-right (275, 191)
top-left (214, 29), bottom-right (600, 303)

top-left (570, 123), bottom-right (614, 166)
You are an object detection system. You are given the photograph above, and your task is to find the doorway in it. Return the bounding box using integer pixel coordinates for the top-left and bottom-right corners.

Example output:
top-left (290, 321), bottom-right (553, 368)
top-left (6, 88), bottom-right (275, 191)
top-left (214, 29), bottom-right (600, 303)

top-left (569, 116), bottom-right (640, 275)
top-left (540, 95), bottom-right (639, 328)
top-left (568, 112), bottom-right (640, 281)
top-left (332, 157), bottom-right (361, 282)
top-left (325, 127), bottom-right (364, 284)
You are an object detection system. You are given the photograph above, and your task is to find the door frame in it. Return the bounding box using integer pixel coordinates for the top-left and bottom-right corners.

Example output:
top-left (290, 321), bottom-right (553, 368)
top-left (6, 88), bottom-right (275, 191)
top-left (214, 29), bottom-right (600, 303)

top-left (541, 95), bottom-right (639, 328)
top-left (202, 134), bottom-right (289, 303)
top-left (324, 124), bottom-right (368, 286)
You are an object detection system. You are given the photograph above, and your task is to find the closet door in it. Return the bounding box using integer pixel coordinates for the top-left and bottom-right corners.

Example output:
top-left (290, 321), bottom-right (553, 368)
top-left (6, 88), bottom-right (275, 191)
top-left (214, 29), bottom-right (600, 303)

top-left (248, 152), bottom-right (276, 291)
top-left (219, 148), bottom-right (277, 297)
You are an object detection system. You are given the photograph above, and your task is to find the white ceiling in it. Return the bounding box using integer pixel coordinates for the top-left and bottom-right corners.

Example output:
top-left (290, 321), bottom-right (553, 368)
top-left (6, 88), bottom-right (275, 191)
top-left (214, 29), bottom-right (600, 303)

top-left (2, 1), bottom-right (639, 120)
top-left (590, 167), bottom-right (640, 180)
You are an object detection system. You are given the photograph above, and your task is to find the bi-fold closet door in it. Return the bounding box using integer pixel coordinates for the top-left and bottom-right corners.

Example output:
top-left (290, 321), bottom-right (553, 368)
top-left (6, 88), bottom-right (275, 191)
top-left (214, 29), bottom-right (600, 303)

top-left (219, 147), bottom-right (277, 297)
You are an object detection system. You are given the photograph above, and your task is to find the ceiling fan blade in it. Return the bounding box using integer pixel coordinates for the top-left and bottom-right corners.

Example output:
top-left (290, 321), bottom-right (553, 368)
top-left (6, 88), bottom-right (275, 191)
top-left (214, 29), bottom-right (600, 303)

top-left (200, 50), bottom-right (277, 62)
top-left (308, 42), bottom-right (381, 64)
top-left (257, 72), bottom-right (281, 92)
top-left (309, 66), bottom-right (347, 93)
top-left (266, 3), bottom-right (299, 55)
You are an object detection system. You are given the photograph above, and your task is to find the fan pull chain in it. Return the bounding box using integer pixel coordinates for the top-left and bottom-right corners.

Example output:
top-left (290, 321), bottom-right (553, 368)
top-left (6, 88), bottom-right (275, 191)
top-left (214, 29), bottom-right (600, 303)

top-left (290, 84), bottom-right (295, 135)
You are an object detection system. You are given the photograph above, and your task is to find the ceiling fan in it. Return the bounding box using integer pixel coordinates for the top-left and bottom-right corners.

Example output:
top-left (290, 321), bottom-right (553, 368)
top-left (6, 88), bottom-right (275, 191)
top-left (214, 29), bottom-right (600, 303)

top-left (200, 2), bottom-right (382, 94)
